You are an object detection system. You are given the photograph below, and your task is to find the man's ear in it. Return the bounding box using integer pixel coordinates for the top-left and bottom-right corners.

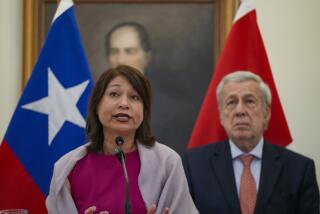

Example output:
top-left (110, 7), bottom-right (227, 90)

top-left (266, 105), bottom-right (271, 121)
top-left (219, 107), bottom-right (225, 127)
top-left (264, 104), bottom-right (271, 129)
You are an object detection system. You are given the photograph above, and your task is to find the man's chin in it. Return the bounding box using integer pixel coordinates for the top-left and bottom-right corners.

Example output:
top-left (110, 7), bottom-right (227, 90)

top-left (230, 132), bottom-right (254, 142)
top-left (233, 125), bottom-right (250, 130)
top-left (232, 128), bottom-right (251, 135)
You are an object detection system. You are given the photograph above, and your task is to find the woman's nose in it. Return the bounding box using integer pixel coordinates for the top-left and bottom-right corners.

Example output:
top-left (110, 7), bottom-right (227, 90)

top-left (119, 95), bottom-right (129, 109)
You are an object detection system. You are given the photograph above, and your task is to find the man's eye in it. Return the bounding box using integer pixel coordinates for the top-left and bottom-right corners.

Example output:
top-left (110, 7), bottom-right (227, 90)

top-left (226, 100), bottom-right (236, 106)
top-left (246, 99), bottom-right (255, 105)
top-left (126, 48), bottom-right (138, 55)
top-left (109, 49), bottom-right (118, 55)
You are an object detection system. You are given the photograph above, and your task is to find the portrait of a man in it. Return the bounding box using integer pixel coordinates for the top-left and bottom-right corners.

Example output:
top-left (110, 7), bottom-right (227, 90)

top-left (105, 22), bottom-right (152, 74)
top-left (45, 3), bottom-right (215, 154)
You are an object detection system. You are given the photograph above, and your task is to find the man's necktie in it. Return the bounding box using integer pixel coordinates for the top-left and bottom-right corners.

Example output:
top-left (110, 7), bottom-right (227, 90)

top-left (240, 155), bottom-right (257, 214)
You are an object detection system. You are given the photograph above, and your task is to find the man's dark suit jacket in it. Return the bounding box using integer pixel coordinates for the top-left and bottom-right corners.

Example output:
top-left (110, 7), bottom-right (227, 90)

top-left (182, 140), bottom-right (319, 214)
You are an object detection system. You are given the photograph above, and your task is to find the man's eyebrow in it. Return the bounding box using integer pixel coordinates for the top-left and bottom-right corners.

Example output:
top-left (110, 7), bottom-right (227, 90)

top-left (243, 94), bottom-right (257, 99)
top-left (225, 94), bottom-right (237, 99)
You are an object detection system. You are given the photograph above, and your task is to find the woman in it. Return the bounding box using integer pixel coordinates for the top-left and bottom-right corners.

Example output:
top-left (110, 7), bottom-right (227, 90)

top-left (46, 65), bottom-right (198, 214)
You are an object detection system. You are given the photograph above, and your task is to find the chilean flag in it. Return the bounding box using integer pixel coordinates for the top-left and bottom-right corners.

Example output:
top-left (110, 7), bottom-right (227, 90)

top-left (188, 0), bottom-right (292, 148)
top-left (0, 0), bottom-right (93, 212)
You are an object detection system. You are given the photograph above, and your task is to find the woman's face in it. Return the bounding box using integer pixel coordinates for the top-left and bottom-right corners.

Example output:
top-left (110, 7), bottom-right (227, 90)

top-left (97, 75), bottom-right (144, 135)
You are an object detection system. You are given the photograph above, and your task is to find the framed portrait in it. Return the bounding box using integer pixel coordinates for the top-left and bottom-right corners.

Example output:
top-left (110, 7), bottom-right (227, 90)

top-left (23, 0), bottom-right (239, 154)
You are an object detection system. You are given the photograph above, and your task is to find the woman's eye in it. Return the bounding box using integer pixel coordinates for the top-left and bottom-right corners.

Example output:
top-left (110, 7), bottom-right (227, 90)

top-left (131, 95), bottom-right (140, 101)
top-left (109, 92), bottom-right (119, 97)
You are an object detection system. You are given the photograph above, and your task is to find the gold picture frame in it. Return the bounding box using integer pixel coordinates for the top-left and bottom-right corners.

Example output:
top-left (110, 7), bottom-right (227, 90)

top-left (23, 0), bottom-right (239, 153)
top-left (23, 0), bottom-right (239, 85)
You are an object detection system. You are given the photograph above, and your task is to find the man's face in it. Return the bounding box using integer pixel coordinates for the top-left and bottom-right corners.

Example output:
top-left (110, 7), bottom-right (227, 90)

top-left (219, 80), bottom-right (271, 146)
top-left (107, 26), bottom-right (151, 73)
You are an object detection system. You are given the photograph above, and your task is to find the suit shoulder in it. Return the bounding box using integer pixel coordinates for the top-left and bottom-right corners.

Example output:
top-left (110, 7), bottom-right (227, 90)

top-left (183, 141), bottom-right (226, 158)
top-left (268, 143), bottom-right (314, 164)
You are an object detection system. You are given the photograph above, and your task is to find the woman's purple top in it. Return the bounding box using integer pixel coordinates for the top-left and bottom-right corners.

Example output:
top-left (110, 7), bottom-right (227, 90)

top-left (68, 150), bottom-right (147, 214)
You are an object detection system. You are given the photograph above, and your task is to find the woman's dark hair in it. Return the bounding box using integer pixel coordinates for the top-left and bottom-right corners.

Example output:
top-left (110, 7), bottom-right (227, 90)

top-left (105, 21), bottom-right (152, 55)
top-left (86, 65), bottom-right (155, 152)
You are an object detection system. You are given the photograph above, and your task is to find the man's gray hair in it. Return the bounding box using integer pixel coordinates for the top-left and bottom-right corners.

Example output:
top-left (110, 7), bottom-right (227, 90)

top-left (216, 71), bottom-right (272, 108)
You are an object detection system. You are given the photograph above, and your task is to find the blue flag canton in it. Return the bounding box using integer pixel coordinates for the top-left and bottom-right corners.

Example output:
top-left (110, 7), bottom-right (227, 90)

top-left (5, 7), bottom-right (93, 195)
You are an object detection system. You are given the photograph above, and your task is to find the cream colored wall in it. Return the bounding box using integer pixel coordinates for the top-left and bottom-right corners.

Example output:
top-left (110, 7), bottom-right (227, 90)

top-left (0, 0), bottom-right (22, 141)
top-left (255, 0), bottom-right (320, 184)
top-left (0, 0), bottom-right (319, 184)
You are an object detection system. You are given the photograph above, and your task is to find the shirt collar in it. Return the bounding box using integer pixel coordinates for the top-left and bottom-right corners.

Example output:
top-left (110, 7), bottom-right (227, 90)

top-left (229, 137), bottom-right (264, 160)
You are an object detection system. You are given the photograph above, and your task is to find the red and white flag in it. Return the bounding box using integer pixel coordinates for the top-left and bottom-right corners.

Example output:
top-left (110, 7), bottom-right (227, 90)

top-left (188, 0), bottom-right (292, 148)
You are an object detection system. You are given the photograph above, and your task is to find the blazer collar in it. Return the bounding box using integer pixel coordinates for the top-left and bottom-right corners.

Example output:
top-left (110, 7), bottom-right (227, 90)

top-left (210, 140), bottom-right (241, 214)
top-left (254, 141), bottom-right (283, 213)
top-left (210, 140), bottom-right (283, 214)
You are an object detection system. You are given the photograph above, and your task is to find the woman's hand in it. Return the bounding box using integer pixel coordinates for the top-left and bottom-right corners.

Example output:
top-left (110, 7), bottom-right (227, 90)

top-left (84, 204), bottom-right (169, 214)
top-left (147, 204), bottom-right (169, 214)
top-left (84, 206), bottom-right (109, 214)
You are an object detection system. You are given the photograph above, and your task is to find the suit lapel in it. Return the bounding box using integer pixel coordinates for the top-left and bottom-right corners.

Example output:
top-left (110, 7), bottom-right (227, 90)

top-left (254, 142), bottom-right (283, 213)
top-left (211, 141), bottom-right (241, 214)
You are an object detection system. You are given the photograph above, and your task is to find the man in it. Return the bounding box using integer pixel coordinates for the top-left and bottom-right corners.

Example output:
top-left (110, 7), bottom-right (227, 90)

top-left (183, 71), bottom-right (319, 214)
top-left (105, 22), bottom-right (151, 73)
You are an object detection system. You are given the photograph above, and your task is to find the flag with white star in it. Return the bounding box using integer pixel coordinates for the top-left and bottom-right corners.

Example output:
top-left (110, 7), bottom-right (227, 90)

top-left (0, 0), bottom-right (93, 212)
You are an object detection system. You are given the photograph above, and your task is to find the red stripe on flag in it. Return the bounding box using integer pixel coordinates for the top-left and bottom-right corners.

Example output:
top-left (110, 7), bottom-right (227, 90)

top-left (0, 140), bottom-right (47, 213)
top-left (188, 10), bottom-right (292, 148)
